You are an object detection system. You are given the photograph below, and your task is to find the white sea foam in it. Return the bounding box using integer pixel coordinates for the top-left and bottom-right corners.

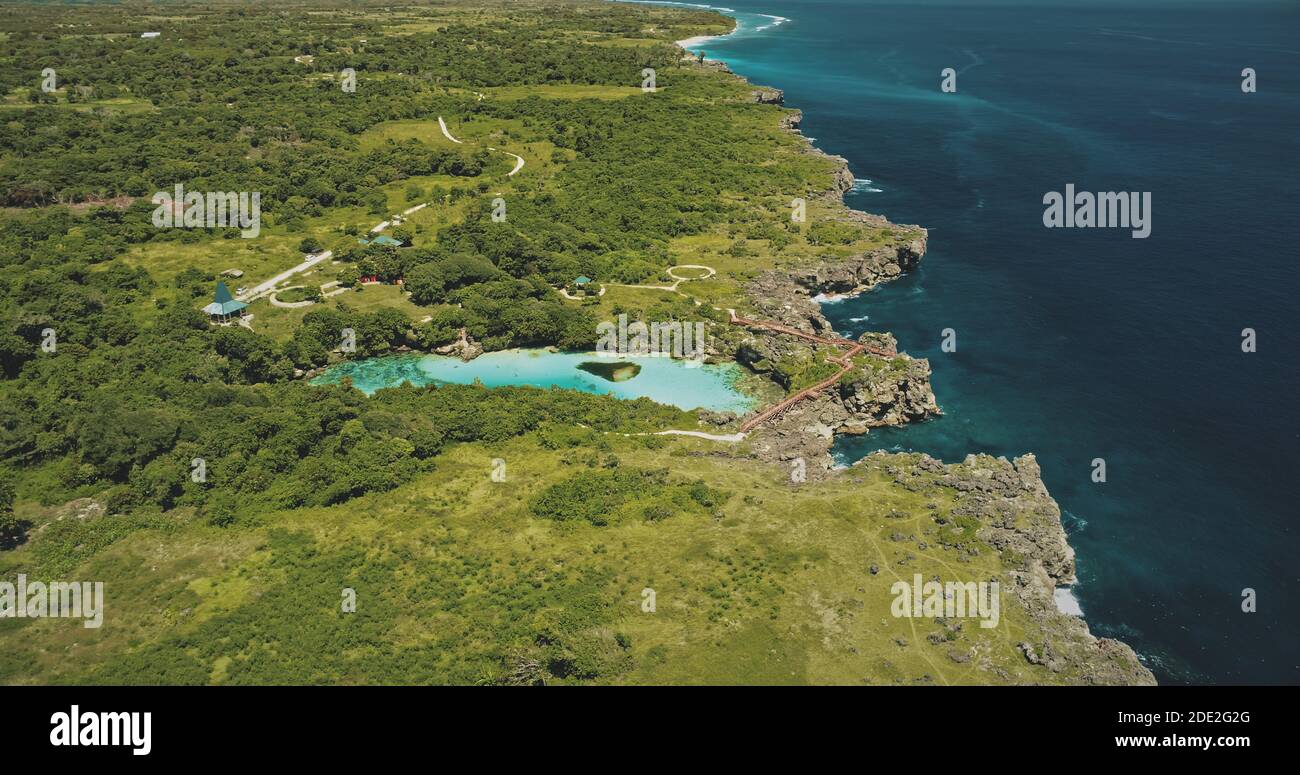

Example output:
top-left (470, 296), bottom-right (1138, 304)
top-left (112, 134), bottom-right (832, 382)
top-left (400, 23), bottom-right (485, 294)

top-left (1062, 508), bottom-right (1088, 530)
top-left (676, 34), bottom-right (723, 47)
top-left (1054, 587), bottom-right (1084, 616)
top-left (624, 1), bottom-right (789, 49)
top-left (852, 177), bottom-right (883, 193)
top-left (638, 1), bottom-right (735, 10)
top-left (849, 315), bottom-right (869, 322)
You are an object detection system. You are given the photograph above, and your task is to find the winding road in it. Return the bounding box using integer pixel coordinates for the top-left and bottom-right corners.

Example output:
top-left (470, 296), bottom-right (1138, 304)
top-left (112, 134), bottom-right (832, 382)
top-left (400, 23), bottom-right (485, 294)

top-left (439, 115), bottom-right (526, 176)
top-left (437, 115), bottom-right (463, 144)
top-left (489, 147), bottom-right (526, 176)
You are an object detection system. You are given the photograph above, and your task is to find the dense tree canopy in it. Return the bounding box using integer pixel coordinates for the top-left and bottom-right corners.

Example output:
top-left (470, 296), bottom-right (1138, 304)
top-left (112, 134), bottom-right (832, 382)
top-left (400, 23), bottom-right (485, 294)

top-left (0, 0), bottom-right (802, 535)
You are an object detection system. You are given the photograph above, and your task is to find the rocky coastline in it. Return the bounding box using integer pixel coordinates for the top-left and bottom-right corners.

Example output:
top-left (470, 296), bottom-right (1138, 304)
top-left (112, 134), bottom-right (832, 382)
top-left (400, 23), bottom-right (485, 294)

top-left (691, 34), bottom-right (1155, 684)
top-left (868, 450), bottom-right (1155, 684)
top-left (710, 81), bottom-right (941, 467)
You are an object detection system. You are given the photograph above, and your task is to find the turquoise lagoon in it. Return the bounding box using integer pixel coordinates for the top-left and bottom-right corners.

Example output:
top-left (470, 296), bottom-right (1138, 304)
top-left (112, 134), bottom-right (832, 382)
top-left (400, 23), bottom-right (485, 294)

top-left (310, 350), bottom-right (756, 413)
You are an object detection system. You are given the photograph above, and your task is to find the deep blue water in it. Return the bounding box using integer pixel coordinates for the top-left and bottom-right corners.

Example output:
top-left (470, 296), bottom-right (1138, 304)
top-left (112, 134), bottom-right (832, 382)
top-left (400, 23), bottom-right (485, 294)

top-left (668, 0), bottom-right (1299, 684)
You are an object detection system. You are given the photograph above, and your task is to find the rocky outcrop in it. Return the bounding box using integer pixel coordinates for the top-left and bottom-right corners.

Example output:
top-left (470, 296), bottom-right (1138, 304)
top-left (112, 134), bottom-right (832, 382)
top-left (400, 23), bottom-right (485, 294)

top-left (751, 87), bottom-right (783, 104)
top-left (431, 327), bottom-right (483, 361)
top-left (742, 394), bottom-right (841, 477)
top-left (54, 497), bottom-right (105, 523)
top-left (836, 343), bottom-right (940, 428)
top-left (797, 237), bottom-right (928, 297)
top-left (732, 329), bottom-right (938, 479)
top-left (827, 153), bottom-right (856, 195)
top-left (780, 109), bottom-right (802, 131)
top-left (868, 451), bottom-right (1157, 685)
top-left (731, 250), bottom-right (940, 461)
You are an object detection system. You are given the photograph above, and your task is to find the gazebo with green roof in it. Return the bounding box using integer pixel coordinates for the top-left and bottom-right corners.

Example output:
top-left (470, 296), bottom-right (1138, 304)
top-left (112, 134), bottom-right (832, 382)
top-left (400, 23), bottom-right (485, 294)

top-left (359, 234), bottom-right (402, 247)
top-left (203, 281), bottom-right (249, 323)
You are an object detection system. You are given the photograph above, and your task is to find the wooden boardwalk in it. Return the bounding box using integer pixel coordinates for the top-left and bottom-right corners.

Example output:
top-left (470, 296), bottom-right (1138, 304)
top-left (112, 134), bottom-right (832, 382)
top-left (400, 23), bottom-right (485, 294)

top-left (729, 312), bottom-right (895, 434)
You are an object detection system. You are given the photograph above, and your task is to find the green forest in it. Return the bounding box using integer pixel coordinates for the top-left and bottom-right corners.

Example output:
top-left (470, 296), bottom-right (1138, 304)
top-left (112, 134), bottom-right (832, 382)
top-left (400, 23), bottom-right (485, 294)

top-left (0, 0), bottom-right (853, 523)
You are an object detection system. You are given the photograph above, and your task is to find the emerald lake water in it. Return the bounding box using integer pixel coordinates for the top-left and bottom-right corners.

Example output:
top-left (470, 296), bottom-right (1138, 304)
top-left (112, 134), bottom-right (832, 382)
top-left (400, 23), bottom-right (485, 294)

top-left (310, 350), bottom-right (756, 413)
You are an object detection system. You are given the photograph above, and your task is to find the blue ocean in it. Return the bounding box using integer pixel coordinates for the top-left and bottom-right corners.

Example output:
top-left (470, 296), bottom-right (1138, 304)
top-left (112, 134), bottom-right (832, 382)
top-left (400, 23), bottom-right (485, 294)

top-left (664, 0), bottom-right (1299, 684)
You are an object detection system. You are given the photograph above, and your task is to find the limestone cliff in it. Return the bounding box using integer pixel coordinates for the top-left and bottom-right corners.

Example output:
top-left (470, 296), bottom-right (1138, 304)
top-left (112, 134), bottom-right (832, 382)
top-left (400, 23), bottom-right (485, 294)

top-left (873, 451), bottom-right (1156, 685)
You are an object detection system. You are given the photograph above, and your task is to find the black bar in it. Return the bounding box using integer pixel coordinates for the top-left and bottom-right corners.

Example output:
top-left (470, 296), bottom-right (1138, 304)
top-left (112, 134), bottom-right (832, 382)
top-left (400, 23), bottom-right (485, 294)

top-left (2, 685), bottom-right (1281, 763)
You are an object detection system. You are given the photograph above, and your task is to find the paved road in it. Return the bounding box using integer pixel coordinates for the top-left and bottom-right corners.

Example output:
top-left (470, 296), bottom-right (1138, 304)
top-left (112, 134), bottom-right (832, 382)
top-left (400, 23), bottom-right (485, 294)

top-left (240, 251), bottom-right (331, 301)
top-left (237, 123), bottom-right (515, 306)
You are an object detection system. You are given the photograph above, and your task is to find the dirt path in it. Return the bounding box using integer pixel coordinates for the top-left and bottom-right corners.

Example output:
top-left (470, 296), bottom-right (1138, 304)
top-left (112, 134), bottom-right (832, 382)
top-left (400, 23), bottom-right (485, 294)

top-left (439, 115), bottom-right (526, 176)
top-left (488, 147), bottom-right (526, 176)
top-left (653, 429), bottom-right (746, 442)
top-left (268, 286), bottom-right (316, 308)
top-left (611, 263), bottom-right (716, 295)
top-left (437, 115), bottom-right (463, 144)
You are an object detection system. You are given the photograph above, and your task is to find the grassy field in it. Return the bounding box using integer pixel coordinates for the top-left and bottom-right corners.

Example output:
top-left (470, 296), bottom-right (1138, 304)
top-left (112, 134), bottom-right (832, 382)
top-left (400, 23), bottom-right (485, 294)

top-left (484, 84), bottom-right (644, 100)
top-left (358, 119), bottom-right (462, 150)
top-left (0, 91), bottom-right (158, 115)
top-left (251, 283), bottom-right (431, 342)
top-left (0, 435), bottom-right (1077, 685)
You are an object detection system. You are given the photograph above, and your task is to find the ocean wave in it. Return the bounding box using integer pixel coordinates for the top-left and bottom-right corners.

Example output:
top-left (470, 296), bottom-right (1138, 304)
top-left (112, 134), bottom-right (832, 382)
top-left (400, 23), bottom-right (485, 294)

top-left (633, 1), bottom-right (735, 11)
top-left (624, 1), bottom-right (736, 14)
top-left (755, 14), bottom-right (790, 32)
top-left (619, 1), bottom-right (792, 48)
top-left (852, 177), bottom-right (883, 193)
